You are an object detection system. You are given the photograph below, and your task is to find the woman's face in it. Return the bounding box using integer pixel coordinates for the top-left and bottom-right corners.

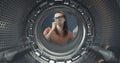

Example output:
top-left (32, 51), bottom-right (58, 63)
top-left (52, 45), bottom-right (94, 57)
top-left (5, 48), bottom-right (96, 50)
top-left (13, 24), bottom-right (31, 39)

top-left (54, 13), bottom-right (65, 26)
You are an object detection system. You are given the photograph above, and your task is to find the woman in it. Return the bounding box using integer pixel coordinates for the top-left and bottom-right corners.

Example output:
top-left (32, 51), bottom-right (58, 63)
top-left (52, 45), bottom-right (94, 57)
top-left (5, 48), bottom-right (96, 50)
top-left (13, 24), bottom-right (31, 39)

top-left (43, 11), bottom-right (74, 45)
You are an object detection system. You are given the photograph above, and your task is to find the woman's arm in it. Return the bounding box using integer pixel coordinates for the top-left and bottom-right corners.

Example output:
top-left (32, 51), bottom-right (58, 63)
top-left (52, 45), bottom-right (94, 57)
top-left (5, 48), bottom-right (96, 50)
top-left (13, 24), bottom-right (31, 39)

top-left (43, 27), bottom-right (54, 41)
top-left (43, 22), bottom-right (57, 41)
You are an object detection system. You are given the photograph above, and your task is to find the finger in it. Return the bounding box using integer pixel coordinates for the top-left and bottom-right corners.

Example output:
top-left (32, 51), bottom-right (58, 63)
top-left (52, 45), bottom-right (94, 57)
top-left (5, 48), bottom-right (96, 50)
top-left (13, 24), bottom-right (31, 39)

top-left (53, 22), bottom-right (58, 25)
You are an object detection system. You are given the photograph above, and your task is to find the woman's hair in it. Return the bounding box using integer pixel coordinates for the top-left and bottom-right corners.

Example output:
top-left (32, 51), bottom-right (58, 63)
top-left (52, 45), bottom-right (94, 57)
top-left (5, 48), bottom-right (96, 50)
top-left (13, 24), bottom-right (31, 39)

top-left (54, 11), bottom-right (68, 37)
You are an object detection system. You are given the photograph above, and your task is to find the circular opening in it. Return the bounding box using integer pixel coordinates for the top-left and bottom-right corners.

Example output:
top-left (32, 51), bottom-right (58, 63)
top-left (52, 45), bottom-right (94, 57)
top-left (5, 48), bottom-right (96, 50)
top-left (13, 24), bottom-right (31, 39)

top-left (35, 5), bottom-right (86, 57)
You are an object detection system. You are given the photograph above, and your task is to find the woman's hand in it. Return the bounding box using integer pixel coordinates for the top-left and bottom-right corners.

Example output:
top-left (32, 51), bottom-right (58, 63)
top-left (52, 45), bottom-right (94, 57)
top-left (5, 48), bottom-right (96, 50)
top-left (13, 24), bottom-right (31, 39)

top-left (51, 22), bottom-right (57, 30)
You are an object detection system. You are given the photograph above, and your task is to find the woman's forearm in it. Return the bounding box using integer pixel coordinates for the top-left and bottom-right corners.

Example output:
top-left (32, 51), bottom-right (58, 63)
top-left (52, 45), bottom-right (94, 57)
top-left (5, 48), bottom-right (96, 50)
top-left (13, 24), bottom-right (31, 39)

top-left (45, 29), bottom-right (54, 40)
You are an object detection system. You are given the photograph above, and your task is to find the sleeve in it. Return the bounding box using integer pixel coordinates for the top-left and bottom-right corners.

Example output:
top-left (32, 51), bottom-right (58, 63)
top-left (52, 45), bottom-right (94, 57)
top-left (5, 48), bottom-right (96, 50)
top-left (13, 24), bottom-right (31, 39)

top-left (43, 27), bottom-right (51, 36)
top-left (69, 31), bottom-right (75, 40)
